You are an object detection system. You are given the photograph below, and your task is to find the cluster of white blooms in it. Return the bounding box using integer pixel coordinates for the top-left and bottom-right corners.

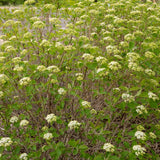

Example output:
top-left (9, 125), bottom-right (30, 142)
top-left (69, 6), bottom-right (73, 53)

top-left (10, 116), bottom-right (18, 123)
top-left (122, 93), bottom-right (135, 103)
top-left (55, 42), bottom-right (64, 49)
top-left (113, 88), bottom-right (120, 93)
top-left (0, 74), bottom-right (9, 84)
top-left (9, 36), bottom-right (16, 41)
top-left (0, 56), bottom-right (5, 62)
top-left (45, 113), bottom-right (57, 123)
top-left (82, 53), bottom-right (94, 62)
top-left (20, 49), bottom-right (28, 56)
top-left (47, 65), bottom-right (60, 73)
top-left (50, 79), bottom-right (58, 84)
top-left (96, 68), bottom-right (109, 76)
top-left (150, 79), bottom-right (159, 86)
top-left (96, 56), bottom-right (107, 64)
top-left (90, 109), bottom-right (97, 114)
top-left (0, 137), bottom-right (13, 147)
top-left (3, 20), bottom-right (15, 27)
top-left (19, 153), bottom-right (28, 160)
top-left (106, 45), bottom-right (117, 54)
top-left (114, 55), bottom-right (123, 60)
top-left (145, 51), bottom-right (155, 58)
top-left (24, 0), bottom-right (35, 5)
top-left (148, 91), bottom-right (159, 101)
top-left (127, 52), bottom-right (140, 62)
top-left (135, 131), bottom-right (146, 140)
top-left (0, 91), bottom-right (4, 98)
top-left (19, 77), bottom-right (31, 86)
top-left (13, 10), bottom-right (24, 16)
top-left (33, 21), bottom-right (46, 29)
top-left (103, 36), bottom-right (114, 43)
top-left (133, 145), bottom-right (146, 156)
top-left (103, 143), bottom-right (115, 152)
top-left (149, 132), bottom-right (157, 139)
top-left (75, 73), bottom-right (83, 81)
top-left (120, 41), bottom-right (129, 48)
top-left (68, 120), bottom-right (81, 130)
top-left (124, 33), bottom-right (135, 41)
top-left (49, 18), bottom-right (60, 24)
top-left (64, 45), bottom-right (76, 51)
top-left (12, 57), bottom-right (21, 63)
top-left (136, 105), bottom-right (148, 115)
top-left (20, 120), bottom-right (29, 127)
top-left (5, 46), bottom-right (16, 52)
top-left (42, 126), bottom-right (48, 132)
top-left (43, 4), bottom-right (55, 10)
top-left (108, 61), bottom-right (121, 71)
top-left (43, 133), bottom-right (53, 141)
top-left (37, 65), bottom-right (46, 72)
top-left (81, 101), bottom-right (91, 108)
top-left (58, 88), bottom-right (66, 95)
top-left (40, 39), bottom-right (51, 47)
top-left (13, 65), bottom-right (23, 72)
top-left (128, 62), bottom-right (143, 72)
top-left (23, 32), bottom-right (32, 39)
top-left (145, 69), bottom-right (155, 76)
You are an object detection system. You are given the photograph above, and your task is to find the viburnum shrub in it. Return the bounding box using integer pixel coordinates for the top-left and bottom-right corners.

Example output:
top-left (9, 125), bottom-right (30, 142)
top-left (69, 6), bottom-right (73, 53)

top-left (0, 0), bottom-right (160, 159)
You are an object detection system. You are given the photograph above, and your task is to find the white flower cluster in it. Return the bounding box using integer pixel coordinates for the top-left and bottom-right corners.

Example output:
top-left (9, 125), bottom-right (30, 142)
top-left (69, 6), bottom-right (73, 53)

top-left (40, 39), bottom-right (51, 47)
top-left (96, 56), bottom-right (107, 64)
top-left (13, 65), bottom-right (23, 72)
top-left (96, 68), bottom-right (109, 76)
top-left (47, 65), bottom-right (60, 73)
top-left (20, 120), bottom-right (29, 127)
top-left (82, 53), bottom-right (94, 62)
top-left (49, 18), bottom-right (60, 24)
top-left (127, 52), bottom-right (140, 62)
top-left (148, 91), bottom-right (159, 101)
top-left (108, 61), bottom-right (121, 71)
top-left (19, 77), bottom-right (31, 86)
top-left (58, 88), bottom-right (66, 95)
top-left (43, 133), bottom-right (53, 140)
top-left (45, 113), bottom-right (57, 123)
top-left (68, 120), bottom-right (81, 130)
top-left (43, 4), bottom-right (55, 10)
top-left (135, 131), bottom-right (146, 140)
top-left (128, 62), bottom-right (143, 72)
top-left (10, 116), bottom-right (18, 123)
top-left (75, 73), bottom-right (83, 81)
top-left (149, 132), bottom-right (157, 139)
top-left (145, 51), bottom-right (155, 58)
top-left (33, 21), bottom-right (46, 29)
top-left (133, 145), bottom-right (146, 156)
top-left (0, 91), bottom-right (4, 98)
top-left (23, 32), bottom-right (32, 39)
top-left (0, 74), bottom-right (9, 84)
top-left (103, 143), bottom-right (115, 152)
top-left (37, 65), bottom-right (46, 72)
top-left (19, 153), bottom-right (28, 160)
top-left (81, 101), bottom-right (91, 108)
top-left (122, 93), bottom-right (135, 103)
top-left (24, 0), bottom-right (36, 5)
top-left (0, 137), bottom-right (13, 147)
top-left (12, 57), bottom-right (21, 63)
top-left (136, 105), bottom-right (148, 115)
top-left (145, 69), bottom-right (155, 76)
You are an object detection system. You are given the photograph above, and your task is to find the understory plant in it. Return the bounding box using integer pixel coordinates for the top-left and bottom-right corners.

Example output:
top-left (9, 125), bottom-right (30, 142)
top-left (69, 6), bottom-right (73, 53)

top-left (0, 0), bottom-right (160, 159)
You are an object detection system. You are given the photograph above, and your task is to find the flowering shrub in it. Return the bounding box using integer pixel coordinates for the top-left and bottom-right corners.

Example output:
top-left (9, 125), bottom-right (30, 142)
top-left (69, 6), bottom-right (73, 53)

top-left (0, 0), bottom-right (160, 159)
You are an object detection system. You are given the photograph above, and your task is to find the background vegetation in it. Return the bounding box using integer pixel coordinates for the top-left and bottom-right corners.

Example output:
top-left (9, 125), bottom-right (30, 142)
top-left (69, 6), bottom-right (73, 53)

top-left (0, 0), bottom-right (160, 159)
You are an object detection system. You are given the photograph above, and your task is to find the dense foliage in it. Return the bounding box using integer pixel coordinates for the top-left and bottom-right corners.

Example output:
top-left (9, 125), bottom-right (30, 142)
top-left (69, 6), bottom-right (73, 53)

top-left (0, 0), bottom-right (160, 159)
